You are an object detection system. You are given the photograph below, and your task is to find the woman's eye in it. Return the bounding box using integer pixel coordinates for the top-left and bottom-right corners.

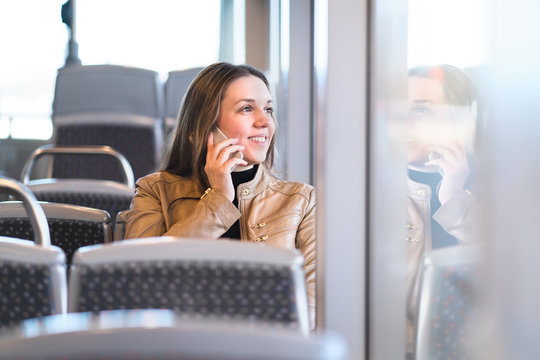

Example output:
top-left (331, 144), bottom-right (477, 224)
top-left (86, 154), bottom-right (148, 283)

top-left (241, 106), bottom-right (252, 112)
top-left (412, 105), bottom-right (433, 116)
top-left (265, 107), bottom-right (274, 115)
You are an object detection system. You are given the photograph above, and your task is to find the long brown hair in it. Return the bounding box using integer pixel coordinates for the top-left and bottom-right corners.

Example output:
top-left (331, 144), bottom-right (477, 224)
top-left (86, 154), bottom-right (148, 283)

top-left (408, 64), bottom-right (478, 107)
top-left (160, 62), bottom-right (276, 189)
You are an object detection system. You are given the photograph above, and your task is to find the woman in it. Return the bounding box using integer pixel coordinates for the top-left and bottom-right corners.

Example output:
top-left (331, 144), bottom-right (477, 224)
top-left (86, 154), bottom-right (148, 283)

top-left (406, 64), bottom-right (479, 351)
top-left (124, 62), bottom-right (316, 325)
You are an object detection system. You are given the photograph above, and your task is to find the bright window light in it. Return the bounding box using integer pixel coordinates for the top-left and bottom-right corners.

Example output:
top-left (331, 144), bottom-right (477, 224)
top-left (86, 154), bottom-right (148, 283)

top-left (0, 1), bottom-right (221, 140)
top-left (0, 0), bottom-right (65, 140)
top-left (10, 117), bottom-right (53, 140)
top-left (0, 117), bottom-right (10, 139)
top-left (77, 0), bottom-right (221, 78)
top-left (408, 0), bottom-right (489, 68)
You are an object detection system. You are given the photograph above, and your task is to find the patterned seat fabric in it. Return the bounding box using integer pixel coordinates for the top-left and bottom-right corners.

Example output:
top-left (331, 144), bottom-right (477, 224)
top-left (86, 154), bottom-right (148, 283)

top-left (427, 264), bottom-right (479, 360)
top-left (51, 154), bottom-right (126, 184)
top-left (54, 125), bottom-right (156, 181)
top-left (0, 218), bottom-right (105, 266)
top-left (75, 261), bottom-right (298, 324)
top-left (0, 262), bottom-right (54, 330)
top-left (33, 192), bottom-right (132, 227)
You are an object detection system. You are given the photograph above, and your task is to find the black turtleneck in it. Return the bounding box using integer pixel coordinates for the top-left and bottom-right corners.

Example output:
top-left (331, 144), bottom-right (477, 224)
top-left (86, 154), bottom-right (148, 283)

top-left (408, 168), bottom-right (458, 249)
top-left (220, 165), bottom-right (258, 239)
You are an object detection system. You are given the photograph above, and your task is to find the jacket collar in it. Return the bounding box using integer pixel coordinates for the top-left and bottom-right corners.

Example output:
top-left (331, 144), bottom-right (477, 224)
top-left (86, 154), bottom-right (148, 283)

top-left (236, 164), bottom-right (275, 200)
top-left (407, 176), bottom-right (431, 201)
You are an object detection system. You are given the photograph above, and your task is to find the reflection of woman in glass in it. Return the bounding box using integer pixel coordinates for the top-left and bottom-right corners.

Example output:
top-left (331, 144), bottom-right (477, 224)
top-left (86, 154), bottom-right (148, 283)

top-left (406, 64), bottom-right (479, 350)
top-left (407, 64), bottom-right (478, 246)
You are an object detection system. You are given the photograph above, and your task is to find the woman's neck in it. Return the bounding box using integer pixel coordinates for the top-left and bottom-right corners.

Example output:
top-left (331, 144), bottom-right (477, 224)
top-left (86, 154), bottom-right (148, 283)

top-left (233, 164), bottom-right (254, 172)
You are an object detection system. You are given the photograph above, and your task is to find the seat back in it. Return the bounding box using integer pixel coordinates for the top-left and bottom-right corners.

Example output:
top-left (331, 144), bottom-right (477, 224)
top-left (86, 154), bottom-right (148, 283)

top-left (0, 177), bottom-right (67, 330)
top-left (25, 179), bottom-right (133, 228)
top-left (113, 209), bottom-right (128, 241)
top-left (21, 144), bottom-right (135, 188)
top-left (0, 310), bottom-right (348, 360)
top-left (415, 245), bottom-right (481, 360)
top-left (0, 202), bottom-right (112, 266)
top-left (52, 64), bottom-right (164, 181)
top-left (164, 67), bottom-right (203, 135)
top-left (69, 238), bottom-right (310, 334)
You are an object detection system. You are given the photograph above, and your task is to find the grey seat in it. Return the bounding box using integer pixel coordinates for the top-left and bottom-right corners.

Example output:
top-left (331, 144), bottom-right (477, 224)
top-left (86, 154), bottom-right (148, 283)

top-left (414, 245), bottom-right (481, 360)
top-left (0, 310), bottom-right (348, 360)
top-left (0, 201), bottom-right (112, 266)
top-left (51, 64), bottom-right (164, 181)
top-left (164, 67), bottom-right (203, 135)
top-left (21, 145), bottom-right (134, 227)
top-left (0, 177), bottom-right (67, 330)
top-left (113, 209), bottom-right (128, 241)
top-left (69, 237), bottom-right (310, 335)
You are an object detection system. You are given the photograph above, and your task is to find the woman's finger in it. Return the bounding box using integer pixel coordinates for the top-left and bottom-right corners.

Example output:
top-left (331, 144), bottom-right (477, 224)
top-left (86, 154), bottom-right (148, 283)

top-left (207, 133), bottom-right (240, 161)
top-left (215, 144), bottom-right (245, 163)
top-left (224, 157), bottom-right (249, 172)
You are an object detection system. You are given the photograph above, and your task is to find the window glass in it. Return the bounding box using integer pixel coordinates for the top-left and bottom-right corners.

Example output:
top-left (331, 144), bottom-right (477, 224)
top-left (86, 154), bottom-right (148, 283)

top-left (405, 0), bottom-right (488, 358)
top-left (0, 117), bottom-right (10, 139)
top-left (10, 116), bottom-right (54, 140)
top-left (0, 1), bottom-right (220, 140)
top-left (77, 0), bottom-right (221, 78)
top-left (0, 0), bottom-right (65, 140)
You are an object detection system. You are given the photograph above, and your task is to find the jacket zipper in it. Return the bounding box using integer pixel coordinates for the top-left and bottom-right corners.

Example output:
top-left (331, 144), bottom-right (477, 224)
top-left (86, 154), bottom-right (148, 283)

top-left (251, 210), bottom-right (301, 242)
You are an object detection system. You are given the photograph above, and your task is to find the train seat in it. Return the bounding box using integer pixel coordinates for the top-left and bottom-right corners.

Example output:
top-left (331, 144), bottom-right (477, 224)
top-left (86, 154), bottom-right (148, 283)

top-left (163, 67), bottom-right (203, 136)
top-left (414, 244), bottom-right (481, 360)
top-left (0, 309), bottom-right (348, 359)
top-left (51, 64), bottom-right (164, 181)
top-left (113, 209), bottom-right (128, 241)
top-left (68, 237), bottom-right (310, 335)
top-left (0, 177), bottom-right (67, 330)
top-left (0, 201), bottom-right (112, 266)
top-left (21, 145), bottom-right (134, 226)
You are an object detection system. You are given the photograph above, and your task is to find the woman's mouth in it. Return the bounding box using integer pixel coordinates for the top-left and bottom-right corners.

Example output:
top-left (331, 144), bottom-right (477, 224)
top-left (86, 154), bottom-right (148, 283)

top-left (248, 136), bottom-right (267, 144)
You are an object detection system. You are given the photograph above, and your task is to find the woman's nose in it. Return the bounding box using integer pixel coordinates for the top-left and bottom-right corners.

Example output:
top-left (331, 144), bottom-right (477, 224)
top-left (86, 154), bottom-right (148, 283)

top-left (254, 109), bottom-right (271, 127)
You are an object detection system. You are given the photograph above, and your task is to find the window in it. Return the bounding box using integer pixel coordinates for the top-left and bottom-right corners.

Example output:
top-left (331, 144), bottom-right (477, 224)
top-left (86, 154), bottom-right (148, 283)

top-left (77, 0), bottom-right (221, 79)
top-left (0, 0), bottom-right (221, 140)
top-left (0, 0), bottom-right (65, 139)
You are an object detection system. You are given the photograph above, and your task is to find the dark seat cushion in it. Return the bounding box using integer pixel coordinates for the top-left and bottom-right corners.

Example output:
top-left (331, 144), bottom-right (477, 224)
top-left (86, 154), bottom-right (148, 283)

top-left (0, 218), bottom-right (106, 266)
top-left (75, 261), bottom-right (298, 324)
top-left (0, 261), bottom-right (54, 330)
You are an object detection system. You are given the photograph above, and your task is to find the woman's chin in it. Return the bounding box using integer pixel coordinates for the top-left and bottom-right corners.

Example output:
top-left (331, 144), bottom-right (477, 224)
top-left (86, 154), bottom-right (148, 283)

top-left (242, 153), bottom-right (267, 166)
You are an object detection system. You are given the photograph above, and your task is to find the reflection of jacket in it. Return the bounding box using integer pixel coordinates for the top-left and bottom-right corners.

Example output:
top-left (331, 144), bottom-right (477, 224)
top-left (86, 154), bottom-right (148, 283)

top-left (406, 177), bottom-right (476, 349)
top-left (124, 165), bottom-right (316, 325)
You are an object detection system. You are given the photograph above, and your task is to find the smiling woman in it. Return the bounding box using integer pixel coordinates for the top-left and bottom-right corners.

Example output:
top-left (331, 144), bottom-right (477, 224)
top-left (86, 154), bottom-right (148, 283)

top-left (124, 62), bottom-right (317, 328)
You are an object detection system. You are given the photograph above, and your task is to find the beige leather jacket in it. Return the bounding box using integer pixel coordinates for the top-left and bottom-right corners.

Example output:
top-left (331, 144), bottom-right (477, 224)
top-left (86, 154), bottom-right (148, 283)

top-left (124, 165), bottom-right (316, 324)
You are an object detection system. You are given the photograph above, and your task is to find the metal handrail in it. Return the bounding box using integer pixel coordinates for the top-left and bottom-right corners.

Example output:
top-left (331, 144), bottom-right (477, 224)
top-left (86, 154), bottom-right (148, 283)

top-left (20, 144), bottom-right (135, 188)
top-left (0, 177), bottom-right (51, 247)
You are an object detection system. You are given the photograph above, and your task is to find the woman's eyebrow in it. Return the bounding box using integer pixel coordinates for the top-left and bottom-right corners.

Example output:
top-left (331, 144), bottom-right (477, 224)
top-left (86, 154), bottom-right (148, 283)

top-left (412, 99), bottom-right (432, 105)
top-left (235, 98), bottom-right (274, 105)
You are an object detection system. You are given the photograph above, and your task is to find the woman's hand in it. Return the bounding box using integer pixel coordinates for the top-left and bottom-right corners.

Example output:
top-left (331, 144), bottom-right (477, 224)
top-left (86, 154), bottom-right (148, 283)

top-left (424, 142), bottom-right (470, 205)
top-left (204, 132), bottom-right (247, 202)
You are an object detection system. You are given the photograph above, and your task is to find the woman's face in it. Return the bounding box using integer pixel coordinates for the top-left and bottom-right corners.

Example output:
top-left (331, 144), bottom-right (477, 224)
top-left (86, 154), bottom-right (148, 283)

top-left (407, 76), bottom-right (474, 165)
top-left (216, 75), bottom-right (275, 165)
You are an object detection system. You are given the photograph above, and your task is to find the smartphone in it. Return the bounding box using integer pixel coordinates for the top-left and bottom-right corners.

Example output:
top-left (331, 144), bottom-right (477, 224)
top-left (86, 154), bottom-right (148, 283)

top-left (212, 127), bottom-right (244, 162)
top-left (408, 151), bottom-right (443, 174)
